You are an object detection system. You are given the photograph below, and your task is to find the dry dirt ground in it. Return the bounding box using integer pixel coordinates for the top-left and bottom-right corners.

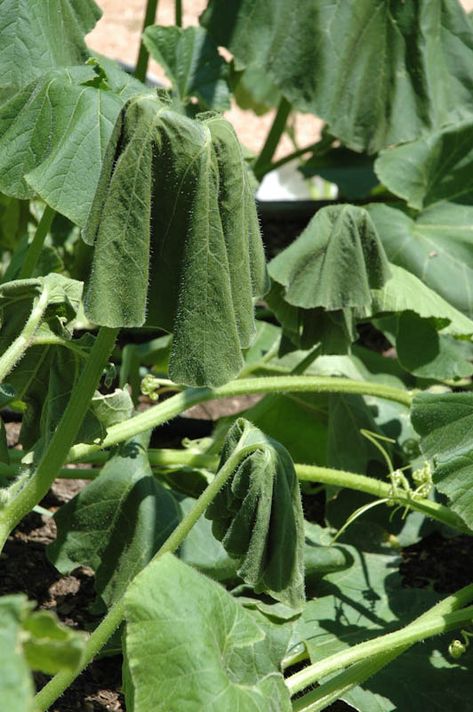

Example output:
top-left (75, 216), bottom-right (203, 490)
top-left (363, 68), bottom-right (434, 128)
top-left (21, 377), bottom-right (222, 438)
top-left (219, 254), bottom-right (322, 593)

top-left (87, 0), bottom-right (473, 160)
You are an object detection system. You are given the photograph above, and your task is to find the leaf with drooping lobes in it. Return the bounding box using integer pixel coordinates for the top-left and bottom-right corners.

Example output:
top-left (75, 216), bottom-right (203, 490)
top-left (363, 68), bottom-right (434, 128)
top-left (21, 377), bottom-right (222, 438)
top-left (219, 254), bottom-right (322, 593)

top-left (0, 0), bottom-right (101, 95)
top-left (143, 25), bottom-right (230, 111)
top-left (202, 0), bottom-right (473, 153)
top-left (269, 205), bottom-right (390, 312)
top-left (48, 432), bottom-right (181, 609)
top-left (411, 391), bottom-right (473, 531)
top-left (123, 554), bottom-right (292, 712)
top-left (206, 418), bottom-right (305, 608)
top-left (84, 95), bottom-right (267, 386)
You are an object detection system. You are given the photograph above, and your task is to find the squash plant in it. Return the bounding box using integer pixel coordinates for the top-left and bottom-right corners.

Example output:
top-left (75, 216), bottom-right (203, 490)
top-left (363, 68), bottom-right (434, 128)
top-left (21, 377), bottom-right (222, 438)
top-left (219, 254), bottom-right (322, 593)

top-left (1, 1), bottom-right (473, 710)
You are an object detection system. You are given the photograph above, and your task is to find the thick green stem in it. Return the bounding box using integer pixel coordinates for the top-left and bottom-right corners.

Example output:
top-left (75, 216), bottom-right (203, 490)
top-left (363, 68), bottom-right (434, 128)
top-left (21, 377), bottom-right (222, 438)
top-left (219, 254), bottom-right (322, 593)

top-left (253, 96), bottom-right (292, 180)
top-left (0, 327), bottom-right (118, 549)
top-left (68, 376), bottom-right (411, 462)
top-left (135, 0), bottom-right (160, 82)
top-left (18, 205), bottom-right (55, 280)
top-left (286, 605), bottom-right (473, 698)
top-left (33, 444), bottom-right (258, 712)
top-left (175, 0), bottom-right (183, 26)
top-left (292, 582), bottom-right (473, 710)
top-left (297, 464), bottom-right (467, 533)
top-left (0, 287), bottom-right (49, 383)
top-left (6, 448), bottom-right (460, 532)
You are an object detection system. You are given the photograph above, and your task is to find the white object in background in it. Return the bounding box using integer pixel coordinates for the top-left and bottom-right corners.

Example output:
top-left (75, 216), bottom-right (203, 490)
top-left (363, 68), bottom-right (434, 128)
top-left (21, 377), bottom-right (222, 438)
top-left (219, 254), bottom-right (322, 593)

top-left (256, 159), bottom-right (338, 201)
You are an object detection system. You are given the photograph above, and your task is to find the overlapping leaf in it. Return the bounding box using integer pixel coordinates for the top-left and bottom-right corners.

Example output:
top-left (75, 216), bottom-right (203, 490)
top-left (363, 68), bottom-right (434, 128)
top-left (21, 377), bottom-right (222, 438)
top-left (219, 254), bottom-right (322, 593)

top-left (375, 119), bottom-right (473, 211)
top-left (48, 432), bottom-right (181, 609)
top-left (143, 25), bottom-right (230, 111)
top-left (0, 594), bottom-right (85, 712)
top-left (206, 418), bottom-right (305, 608)
top-left (84, 96), bottom-right (268, 385)
top-left (124, 554), bottom-right (292, 712)
top-left (0, 64), bottom-right (143, 226)
top-left (290, 530), bottom-right (471, 711)
top-left (202, 0), bottom-right (473, 153)
top-left (368, 203), bottom-right (473, 319)
top-left (411, 391), bottom-right (473, 530)
top-left (0, 0), bottom-right (101, 96)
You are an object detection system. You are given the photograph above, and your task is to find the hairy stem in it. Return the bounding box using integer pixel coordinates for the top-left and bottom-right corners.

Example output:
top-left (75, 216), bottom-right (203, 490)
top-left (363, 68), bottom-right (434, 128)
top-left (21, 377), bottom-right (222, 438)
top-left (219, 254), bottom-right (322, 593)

top-left (291, 582), bottom-right (473, 710)
top-left (18, 204), bottom-right (55, 280)
top-left (253, 96), bottom-right (292, 180)
top-left (0, 327), bottom-right (118, 550)
top-left (135, 0), bottom-right (160, 82)
top-left (286, 605), bottom-right (473, 697)
top-left (33, 443), bottom-right (258, 712)
top-left (0, 286), bottom-right (49, 383)
top-left (68, 375), bottom-right (412, 462)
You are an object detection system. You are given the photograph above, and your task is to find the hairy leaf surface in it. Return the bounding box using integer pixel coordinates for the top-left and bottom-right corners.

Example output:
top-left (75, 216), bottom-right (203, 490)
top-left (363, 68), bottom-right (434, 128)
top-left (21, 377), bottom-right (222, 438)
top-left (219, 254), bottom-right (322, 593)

top-left (206, 418), bottom-right (305, 608)
top-left (84, 96), bottom-right (267, 385)
top-left (202, 0), bottom-right (473, 152)
top-left (124, 554), bottom-right (292, 711)
top-left (48, 432), bottom-right (181, 609)
top-left (412, 391), bottom-right (473, 530)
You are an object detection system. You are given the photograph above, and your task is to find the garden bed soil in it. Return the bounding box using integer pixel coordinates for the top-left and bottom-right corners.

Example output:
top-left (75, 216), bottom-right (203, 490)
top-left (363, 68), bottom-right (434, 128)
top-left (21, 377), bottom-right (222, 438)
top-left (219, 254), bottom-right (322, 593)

top-left (2, 420), bottom-right (473, 711)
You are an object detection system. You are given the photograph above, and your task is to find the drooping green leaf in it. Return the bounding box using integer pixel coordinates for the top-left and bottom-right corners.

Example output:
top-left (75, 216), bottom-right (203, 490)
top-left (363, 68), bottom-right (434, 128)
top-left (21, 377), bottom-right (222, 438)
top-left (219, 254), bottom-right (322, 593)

top-left (375, 119), bottom-right (473, 211)
top-left (202, 0), bottom-right (473, 153)
top-left (0, 64), bottom-right (144, 226)
top-left (368, 202), bottom-right (473, 319)
top-left (269, 205), bottom-right (390, 311)
top-left (267, 205), bottom-right (390, 354)
top-left (48, 432), bottom-right (181, 609)
top-left (143, 25), bottom-right (230, 111)
top-left (411, 391), bottom-right (473, 530)
top-left (124, 553), bottom-right (292, 712)
top-left (231, 65), bottom-right (281, 116)
top-left (0, 0), bottom-right (101, 95)
top-left (206, 418), bottom-right (305, 608)
top-left (84, 96), bottom-right (267, 386)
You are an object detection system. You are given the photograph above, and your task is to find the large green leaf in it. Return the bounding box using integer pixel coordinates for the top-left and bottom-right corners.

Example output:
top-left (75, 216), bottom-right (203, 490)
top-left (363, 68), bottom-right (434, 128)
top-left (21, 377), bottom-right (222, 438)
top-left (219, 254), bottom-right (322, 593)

top-left (124, 553), bottom-right (292, 712)
top-left (206, 418), bottom-right (305, 608)
top-left (411, 391), bottom-right (473, 530)
top-left (0, 64), bottom-right (143, 226)
top-left (375, 119), bottom-right (473, 211)
top-left (368, 202), bottom-right (473, 319)
top-left (143, 25), bottom-right (230, 111)
top-left (48, 432), bottom-right (181, 609)
top-left (84, 96), bottom-right (267, 386)
top-left (202, 0), bottom-right (473, 153)
top-left (0, 0), bottom-right (101, 95)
